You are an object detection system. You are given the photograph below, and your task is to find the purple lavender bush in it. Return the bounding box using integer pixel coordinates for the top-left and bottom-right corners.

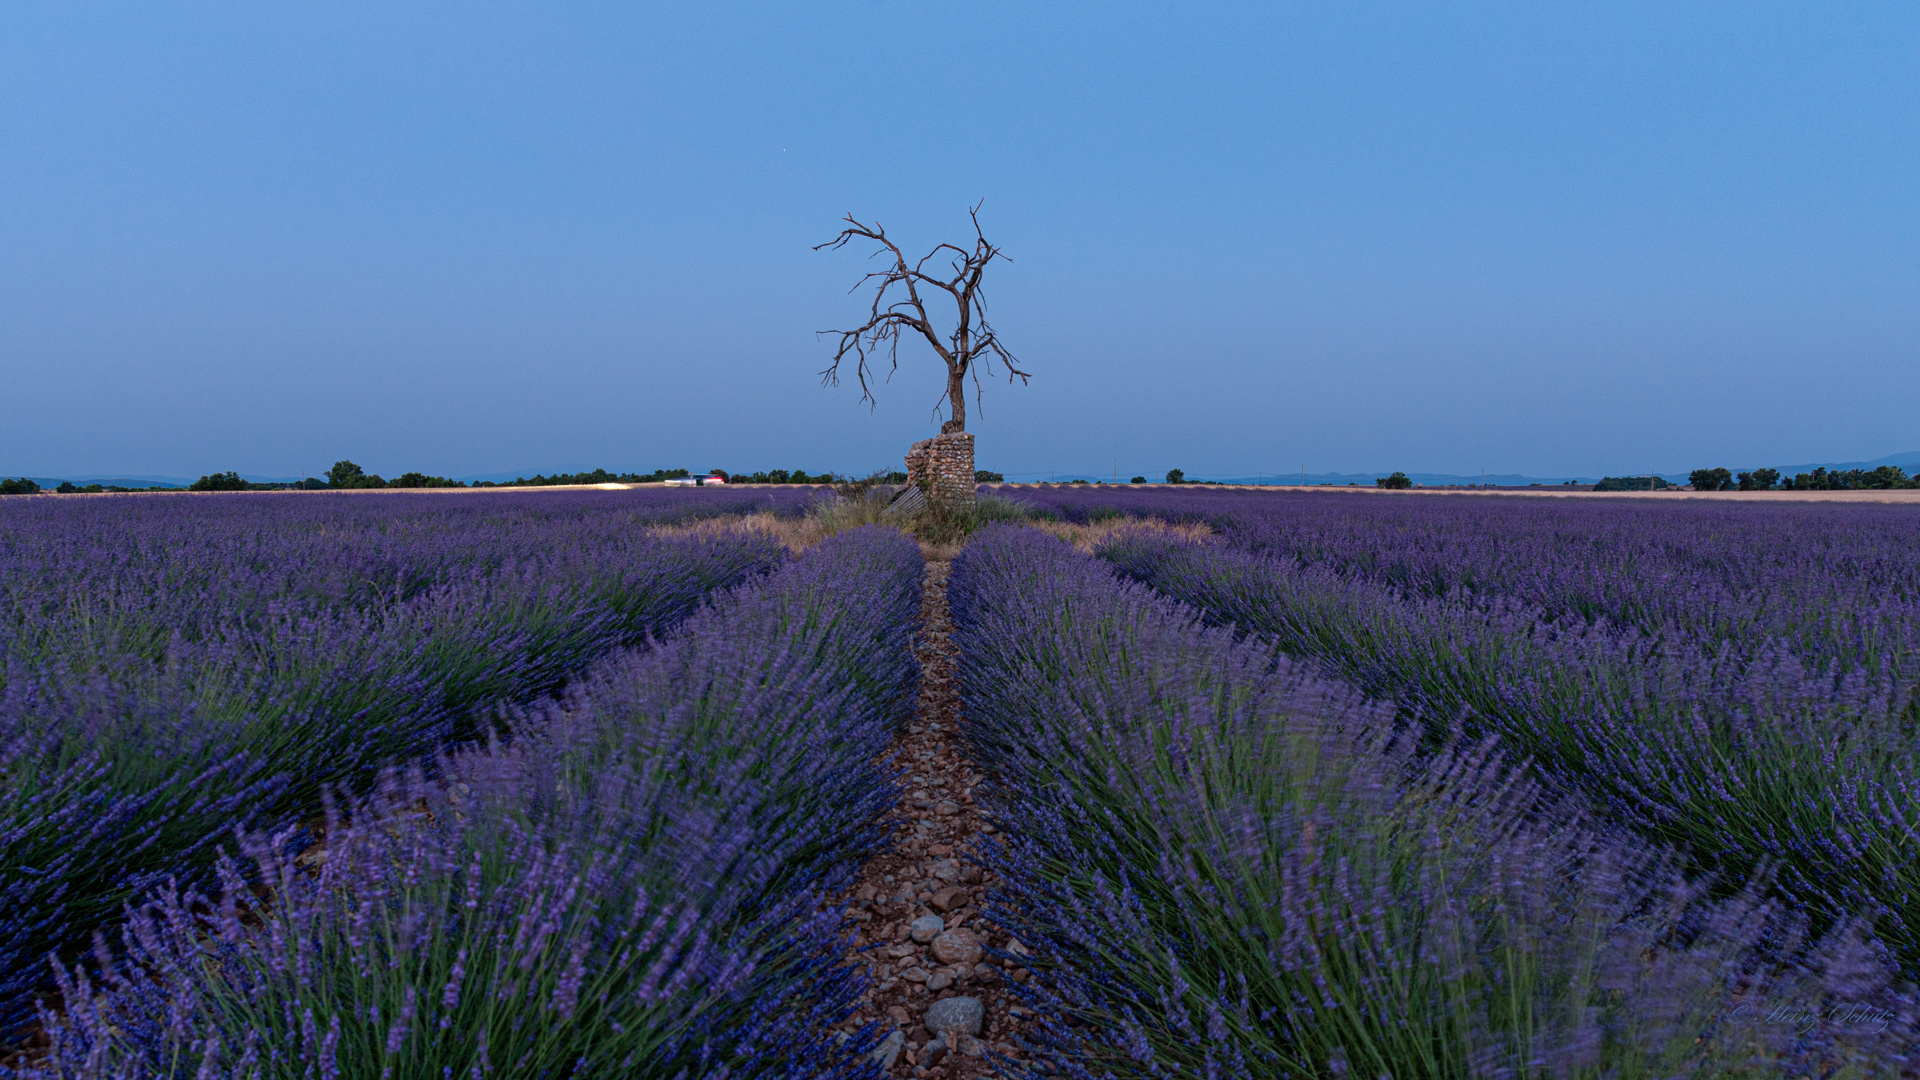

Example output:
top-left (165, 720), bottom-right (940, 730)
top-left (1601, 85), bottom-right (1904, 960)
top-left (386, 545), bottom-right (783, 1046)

top-left (0, 491), bottom-right (798, 1037)
top-left (950, 525), bottom-right (1916, 1078)
top-left (1099, 525), bottom-right (1920, 982)
top-left (18, 525), bottom-right (922, 1079)
top-left (1007, 486), bottom-right (1920, 675)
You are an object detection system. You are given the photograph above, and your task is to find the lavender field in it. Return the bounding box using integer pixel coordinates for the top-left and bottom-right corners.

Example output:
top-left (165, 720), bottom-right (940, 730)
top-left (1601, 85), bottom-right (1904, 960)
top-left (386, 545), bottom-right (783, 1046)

top-left (4, 487), bottom-right (1918, 1077)
top-left (0, 492), bottom-right (815, 1048)
top-left (1009, 489), bottom-right (1920, 948)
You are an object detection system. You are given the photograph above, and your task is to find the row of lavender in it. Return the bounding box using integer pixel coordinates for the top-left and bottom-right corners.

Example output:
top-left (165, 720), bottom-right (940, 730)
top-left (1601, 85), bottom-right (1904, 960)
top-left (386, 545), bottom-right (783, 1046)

top-left (1085, 504), bottom-right (1920, 978)
top-left (17, 525), bottom-right (923, 1078)
top-left (950, 526), bottom-right (1917, 1077)
top-left (1003, 489), bottom-right (1920, 960)
top-left (1006, 485), bottom-right (1920, 672)
top-left (0, 490), bottom-right (818, 1038)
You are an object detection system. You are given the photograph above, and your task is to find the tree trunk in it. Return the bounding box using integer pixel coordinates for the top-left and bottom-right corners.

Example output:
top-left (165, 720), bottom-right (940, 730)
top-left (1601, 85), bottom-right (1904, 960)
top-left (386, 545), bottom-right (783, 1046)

top-left (945, 365), bottom-right (966, 432)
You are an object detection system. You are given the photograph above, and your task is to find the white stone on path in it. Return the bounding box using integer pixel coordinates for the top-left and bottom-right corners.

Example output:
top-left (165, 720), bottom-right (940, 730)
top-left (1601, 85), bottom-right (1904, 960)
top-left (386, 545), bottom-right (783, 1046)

top-left (924, 995), bottom-right (985, 1036)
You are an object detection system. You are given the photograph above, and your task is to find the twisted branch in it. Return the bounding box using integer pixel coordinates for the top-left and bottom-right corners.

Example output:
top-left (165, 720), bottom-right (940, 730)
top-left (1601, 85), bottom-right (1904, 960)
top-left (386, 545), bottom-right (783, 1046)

top-left (815, 202), bottom-right (1030, 427)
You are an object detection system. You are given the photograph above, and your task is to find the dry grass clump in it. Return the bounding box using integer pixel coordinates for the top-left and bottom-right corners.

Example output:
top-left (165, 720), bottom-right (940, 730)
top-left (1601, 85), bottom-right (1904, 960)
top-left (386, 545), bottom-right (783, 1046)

top-left (650, 491), bottom-right (900, 550)
top-left (649, 510), bottom-right (826, 549)
top-left (1027, 515), bottom-right (1213, 552)
top-left (652, 493), bottom-right (1208, 560)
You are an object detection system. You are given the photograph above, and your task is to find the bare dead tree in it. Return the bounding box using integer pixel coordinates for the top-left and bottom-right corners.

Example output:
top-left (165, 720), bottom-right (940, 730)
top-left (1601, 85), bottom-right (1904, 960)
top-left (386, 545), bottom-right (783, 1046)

top-left (815, 202), bottom-right (1029, 433)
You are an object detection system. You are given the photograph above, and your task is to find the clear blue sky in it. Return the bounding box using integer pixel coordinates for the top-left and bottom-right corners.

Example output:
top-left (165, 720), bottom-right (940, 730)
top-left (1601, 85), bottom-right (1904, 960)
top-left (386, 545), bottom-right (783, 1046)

top-left (4, 2), bottom-right (1916, 481)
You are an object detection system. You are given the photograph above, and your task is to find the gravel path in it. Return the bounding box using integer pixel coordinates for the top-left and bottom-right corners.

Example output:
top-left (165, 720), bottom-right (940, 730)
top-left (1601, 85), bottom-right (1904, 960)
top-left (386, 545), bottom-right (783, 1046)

top-left (834, 561), bottom-right (1033, 1078)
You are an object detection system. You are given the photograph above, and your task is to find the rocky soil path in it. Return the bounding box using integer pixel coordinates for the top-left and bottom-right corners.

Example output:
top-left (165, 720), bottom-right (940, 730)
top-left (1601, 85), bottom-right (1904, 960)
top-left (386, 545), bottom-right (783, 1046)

top-left (834, 561), bottom-right (1033, 1078)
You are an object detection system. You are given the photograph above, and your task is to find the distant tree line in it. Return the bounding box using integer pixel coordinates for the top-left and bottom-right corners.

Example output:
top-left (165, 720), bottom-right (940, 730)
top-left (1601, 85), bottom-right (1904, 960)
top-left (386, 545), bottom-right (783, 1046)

top-left (719, 469), bottom-right (838, 485)
top-left (6, 478), bottom-right (183, 495)
top-left (1689, 465), bottom-right (1916, 491)
top-left (1595, 476), bottom-right (1676, 492)
top-left (8, 461), bottom-right (1015, 496)
top-left (1786, 466), bottom-right (1917, 490)
top-left (190, 472), bottom-right (263, 491)
top-left (720, 468), bottom-right (1005, 485)
top-left (169, 463), bottom-right (470, 492)
top-left (473, 467), bottom-right (690, 488)
top-left (1154, 469), bottom-right (1229, 486)
top-left (317, 462), bottom-right (464, 489)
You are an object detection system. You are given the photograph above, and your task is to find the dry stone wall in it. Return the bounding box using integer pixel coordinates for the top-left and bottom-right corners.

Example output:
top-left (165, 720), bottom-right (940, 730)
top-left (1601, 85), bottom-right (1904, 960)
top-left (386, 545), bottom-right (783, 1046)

top-left (905, 433), bottom-right (976, 511)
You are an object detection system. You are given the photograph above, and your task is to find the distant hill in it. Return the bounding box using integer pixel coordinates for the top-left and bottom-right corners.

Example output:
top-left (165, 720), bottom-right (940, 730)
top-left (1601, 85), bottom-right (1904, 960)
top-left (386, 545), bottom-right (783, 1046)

top-left (1758, 450), bottom-right (1920, 476)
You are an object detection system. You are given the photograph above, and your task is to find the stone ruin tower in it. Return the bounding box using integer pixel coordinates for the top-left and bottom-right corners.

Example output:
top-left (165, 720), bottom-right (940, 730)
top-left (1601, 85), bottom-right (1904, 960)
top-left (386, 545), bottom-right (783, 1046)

top-left (903, 423), bottom-right (976, 512)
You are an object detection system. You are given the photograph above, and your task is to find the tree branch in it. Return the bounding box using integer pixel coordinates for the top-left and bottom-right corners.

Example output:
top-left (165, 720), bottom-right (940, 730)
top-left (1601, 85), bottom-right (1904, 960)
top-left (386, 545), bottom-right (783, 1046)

top-left (815, 203), bottom-right (1027, 427)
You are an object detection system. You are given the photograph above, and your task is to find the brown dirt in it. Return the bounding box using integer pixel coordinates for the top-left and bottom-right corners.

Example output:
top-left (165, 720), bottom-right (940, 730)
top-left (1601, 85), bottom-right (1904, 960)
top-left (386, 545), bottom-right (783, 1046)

top-left (832, 561), bottom-right (1034, 1078)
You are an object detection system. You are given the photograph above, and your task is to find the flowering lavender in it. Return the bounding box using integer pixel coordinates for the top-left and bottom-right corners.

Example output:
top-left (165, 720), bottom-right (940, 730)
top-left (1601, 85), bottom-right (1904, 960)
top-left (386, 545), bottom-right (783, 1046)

top-left (0, 491), bottom-right (798, 1037)
top-left (19, 525), bottom-right (921, 1078)
top-left (1007, 484), bottom-right (1920, 675)
top-left (950, 525), bottom-right (1917, 1078)
top-left (1097, 518), bottom-right (1920, 982)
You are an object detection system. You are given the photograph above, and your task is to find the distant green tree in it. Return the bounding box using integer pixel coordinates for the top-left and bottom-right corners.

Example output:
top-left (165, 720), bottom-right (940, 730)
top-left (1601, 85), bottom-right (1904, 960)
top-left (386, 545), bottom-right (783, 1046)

top-left (1595, 476), bottom-right (1673, 492)
top-left (1131, 476), bottom-right (1146, 484)
top-left (1777, 466), bottom-right (1919, 491)
top-left (1863, 465), bottom-right (1913, 489)
top-left (56, 481), bottom-right (77, 494)
top-left (1376, 471), bottom-right (1413, 490)
top-left (1737, 468), bottom-right (1780, 491)
top-left (974, 470), bottom-right (1005, 483)
top-left (292, 478), bottom-right (329, 490)
top-left (1165, 469), bottom-right (1185, 484)
top-left (388, 472), bottom-right (463, 489)
top-left (190, 471), bottom-right (251, 492)
top-left (0, 478), bottom-right (38, 495)
top-left (1689, 467), bottom-right (1734, 491)
top-left (327, 461), bottom-right (388, 489)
